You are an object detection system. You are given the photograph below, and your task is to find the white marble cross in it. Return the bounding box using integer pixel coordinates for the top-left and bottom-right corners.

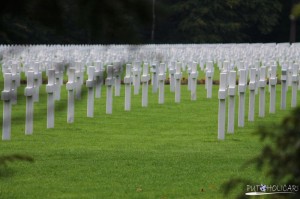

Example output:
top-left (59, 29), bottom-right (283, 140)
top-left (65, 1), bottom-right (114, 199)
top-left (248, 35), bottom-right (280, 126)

top-left (46, 69), bottom-right (56, 128)
top-left (269, 65), bottom-right (277, 113)
top-left (280, 64), bottom-right (287, 110)
top-left (124, 64), bottom-right (132, 111)
top-left (11, 61), bottom-right (20, 105)
top-left (218, 72), bottom-right (227, 140)
top-left (86, 66), bottom-right (95, 117)
top-left (75, 61), bottom-right (84, 100)
top-left (291, 63), bottom-right (299, 108)
top-left (238, 69), bottom-right (247, 127)
top-left (169, 61), bottom-right (176, 92)
top-left (24, 70), bottom-right (35, 135)
top-left (227, 70), bottom-right (236, 133)
top-left (54, 62), bottom-right (63, 101)
top-left (258, 66), bottom-right (266, 117)
top-left (33, 62), bottom-right (42, 102)
top-left (151, 63), bottom-right (158, 93)
top-left (206, 61), bottom-right (214, 98)
top-left (175, 62), bottom-right (182, 103)
top-left (94, 61), bottom-right (104, 98)
top-left (248, 68), bottom-right (256, 121)
top-left (158, 63), bottom-right (166, 104)
top-left (113, 63), bottom-right (122, 97)
top-left (132, 61), bottom-right (141, 95)
top-left (141, 63), bottom-right (150, 107)
top-left (106, 65), bottom-right (114, 114)
top-left (66, 68), bottom-right (76, 123)
top-left (187, 62), bottom-right (192, 91)
top-left (190, 61), bottom-right (198, 101)
top-left (1, 73), bottom-right (13, 140)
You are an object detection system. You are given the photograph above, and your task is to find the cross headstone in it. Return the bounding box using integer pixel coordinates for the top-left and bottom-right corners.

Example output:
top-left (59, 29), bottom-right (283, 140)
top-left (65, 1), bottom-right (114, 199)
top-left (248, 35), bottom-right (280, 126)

top-left (24, 70), bottom-right (35, 135)
top-left (238, 69), bottom-right (246, 127)
top-left (113, 63), bottom-right (122, 97)
top-left (33, 62), bottom-right (42, 102)
top-left (86, 66), bottom-right (95, 117)
top-left (280, 64), bottom-right (287, 110)
top-left (54, 62), bottom-right (64, 101)
top-left (94, 61), bottom-right (104, 98)
top-left (269, 65), bottom-right (277, 113)
top-left (1, 73), bottom-right (13, 140)
top-left (258, 66), bottom-right (266, 117)
top-left (11, 61), bottom-right (20, 105)
top-left (66, 68), bottom-right (76, 123)
top-left (158, 63), bottom-right (166, 104)
top-left (141, 63), bottom-right (150, 107)
top-left (248, 68), bottom-right (256, 121)
top-left (175, 62), bottom-right (182, 103)
top-left (46, 69), bottom-right (55, 128)
top-left (124, 64), bottom-right (132, 111)
top-left (75, 61), bottom-right (84, 100)
top-left (218, 73), bottom-right (227, 140)
top-left (132, 61), bottom-right (141, 95)
top-left (187, 62), bottom-right (192, 91)
top-left (169, 61), bottom-right (176, 92)
top-left (190, 61), bottom-right (198, 101)
top-left (106, 65), bottom-right (114, 114)
top-left (206, 61), bottom-right (214, 98)
top-left (227, 70), bottom-right (236, 133)
top-left (150, 63), bottom-right (158, 93)
top-left (291, 63), bottom-right (299, 108)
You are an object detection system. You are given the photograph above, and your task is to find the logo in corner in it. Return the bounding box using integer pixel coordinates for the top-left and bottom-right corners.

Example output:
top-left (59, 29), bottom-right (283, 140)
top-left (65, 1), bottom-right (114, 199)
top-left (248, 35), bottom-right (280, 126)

top-left (260, 184), bottom-right (266, 192)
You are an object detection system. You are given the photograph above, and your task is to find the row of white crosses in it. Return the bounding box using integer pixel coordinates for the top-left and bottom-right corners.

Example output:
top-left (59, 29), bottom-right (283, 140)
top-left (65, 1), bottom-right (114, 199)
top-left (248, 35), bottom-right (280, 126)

top-left (1, 43), bottom-right (300, 141)
top-left (217, 60), bottom-right (300, 140)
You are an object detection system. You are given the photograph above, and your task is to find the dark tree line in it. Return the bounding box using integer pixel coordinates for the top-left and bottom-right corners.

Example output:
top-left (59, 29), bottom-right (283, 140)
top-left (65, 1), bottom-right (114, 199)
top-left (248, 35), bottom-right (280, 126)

top-left (0, 0), bottom-right (299, 44)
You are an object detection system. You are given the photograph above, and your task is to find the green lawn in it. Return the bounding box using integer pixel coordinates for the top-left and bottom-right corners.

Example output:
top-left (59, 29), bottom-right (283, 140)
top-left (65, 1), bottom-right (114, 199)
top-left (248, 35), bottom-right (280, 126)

top-left (0, 79), bottom-right (298, 198)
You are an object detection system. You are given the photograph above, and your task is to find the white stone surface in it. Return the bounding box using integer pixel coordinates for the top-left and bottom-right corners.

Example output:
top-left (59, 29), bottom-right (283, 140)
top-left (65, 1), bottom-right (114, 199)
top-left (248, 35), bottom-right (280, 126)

top-left (218, 73), bottom-right (227, 140)
top-left (124, 64), bottom-right (132, 111)
top-left (227, 70), bottom-right (236, 133)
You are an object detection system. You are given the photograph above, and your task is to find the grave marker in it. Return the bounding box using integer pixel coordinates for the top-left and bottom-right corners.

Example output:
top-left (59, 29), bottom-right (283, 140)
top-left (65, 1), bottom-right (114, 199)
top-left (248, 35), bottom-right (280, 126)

top-left (141, 63), bottom-right (150, 107)
top-left (124, 64), bottom-right (132, 111)
top-left (291, 63), bottom-right (299, 108)
top-left (66, 68), bottom-right (76, 123)
top-left (151, 64), bottom-right (158, 93)
top-left (133, 61), bottom-right (141, 95)
top-left (158, 63), bottom-right (166, 104)
top-left (175, 62), bottom-right (182, 103)
top-left (114, 63), bottom-right (122, 97)
top-left (24, 70), bottom-right (35, 135)
top-left (227, 70), bottom-right (236, 133)
top-left (169, 61), bottom-right (175, 92)
top-left (86, 66), bottom-right (95, 117)
top-left (94, 61), bottom-right (104, 98)
top-left (1, 73), bottom-right (13, 140)
top-left (206, 61), bottom-right (213, 98)
top-left (269, 65), bottom-right (277, 113)
top-left (33, 62), bottom-right (42, 102)
top-left (248, 68), bottom-right (256, 121)
top-left (218, 73), bottom-right (227, 140)
top-left (258, 66), bottom-right (266, 117)
top-left (280, 65), bottom-right (287, 110)
top-left (106, 65), bottom-right (114, 114)
top-left (75, 61), bottom-right (83, 100)
top-left (238, 69), bottom-right (246, 127)
top-left (190, 61), bottom-right (198, 101)
top-left (46, 69), bottom-right (55, 128)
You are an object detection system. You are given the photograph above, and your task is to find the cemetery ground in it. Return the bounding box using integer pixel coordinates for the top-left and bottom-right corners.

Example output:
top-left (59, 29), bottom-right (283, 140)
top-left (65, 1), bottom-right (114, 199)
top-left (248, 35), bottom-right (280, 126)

top-left (0, 73), bottom-right (298, 199)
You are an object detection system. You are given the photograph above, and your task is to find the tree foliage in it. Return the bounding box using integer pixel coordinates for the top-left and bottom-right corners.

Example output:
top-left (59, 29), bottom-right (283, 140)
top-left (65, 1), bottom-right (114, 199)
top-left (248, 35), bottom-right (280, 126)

top-left (0, 0), bottom-right (295, 44)
top-left (222, 107), bottom-right (300, 199)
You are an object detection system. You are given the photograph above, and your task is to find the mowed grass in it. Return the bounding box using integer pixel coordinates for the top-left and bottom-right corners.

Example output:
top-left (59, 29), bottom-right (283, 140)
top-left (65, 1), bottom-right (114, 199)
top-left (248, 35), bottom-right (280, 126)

top-left (0, 76), bottom-right (299, 198)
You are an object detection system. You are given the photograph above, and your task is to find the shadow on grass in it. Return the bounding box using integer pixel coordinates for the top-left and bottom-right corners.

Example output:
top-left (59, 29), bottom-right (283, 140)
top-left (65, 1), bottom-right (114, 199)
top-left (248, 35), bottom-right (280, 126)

top-left (0, 154), bottom-right (34, 178)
